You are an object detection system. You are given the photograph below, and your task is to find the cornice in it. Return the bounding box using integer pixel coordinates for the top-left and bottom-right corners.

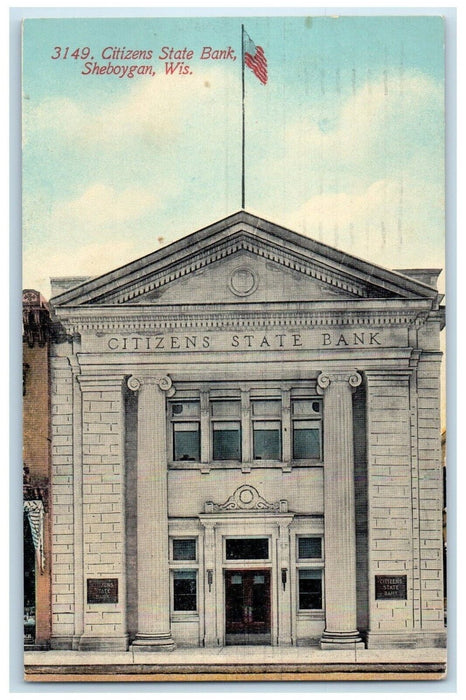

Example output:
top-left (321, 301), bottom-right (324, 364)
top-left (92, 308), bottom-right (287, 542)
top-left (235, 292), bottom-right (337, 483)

top-left (53, 300), bottom-right (436, 334)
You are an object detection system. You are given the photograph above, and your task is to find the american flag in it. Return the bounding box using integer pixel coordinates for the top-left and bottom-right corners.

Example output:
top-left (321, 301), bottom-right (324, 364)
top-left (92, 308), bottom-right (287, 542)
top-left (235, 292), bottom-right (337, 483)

top-left (243, 30), bottom-right (268, 85)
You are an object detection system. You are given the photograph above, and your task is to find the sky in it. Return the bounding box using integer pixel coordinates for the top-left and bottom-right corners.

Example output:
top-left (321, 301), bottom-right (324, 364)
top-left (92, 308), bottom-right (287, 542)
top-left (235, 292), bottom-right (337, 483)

top-left (22, 15), bottom-right (445, 297)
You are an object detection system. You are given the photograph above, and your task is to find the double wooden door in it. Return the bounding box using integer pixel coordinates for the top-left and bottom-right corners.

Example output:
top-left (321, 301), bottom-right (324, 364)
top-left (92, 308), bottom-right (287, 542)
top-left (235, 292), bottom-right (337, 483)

top-left (224, 569), bottom-right (271, 645)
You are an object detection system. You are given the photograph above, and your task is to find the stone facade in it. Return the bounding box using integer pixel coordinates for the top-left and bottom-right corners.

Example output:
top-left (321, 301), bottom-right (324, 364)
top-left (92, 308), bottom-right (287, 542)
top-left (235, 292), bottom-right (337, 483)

top-left (48, 212), bottom-right (446, 652)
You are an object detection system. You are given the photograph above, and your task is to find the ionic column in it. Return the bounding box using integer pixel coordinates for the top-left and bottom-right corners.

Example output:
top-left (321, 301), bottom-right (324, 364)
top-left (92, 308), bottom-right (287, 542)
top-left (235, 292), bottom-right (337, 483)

top-left (128, 374), bottom-right (176, 651)
top-left (317, 370), bottom-right (364, 649)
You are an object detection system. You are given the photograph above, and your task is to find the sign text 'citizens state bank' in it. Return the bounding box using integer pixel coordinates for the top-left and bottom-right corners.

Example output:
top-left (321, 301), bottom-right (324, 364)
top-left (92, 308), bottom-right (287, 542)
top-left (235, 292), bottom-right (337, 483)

top-left (102, 329), bottom-right (406, 352)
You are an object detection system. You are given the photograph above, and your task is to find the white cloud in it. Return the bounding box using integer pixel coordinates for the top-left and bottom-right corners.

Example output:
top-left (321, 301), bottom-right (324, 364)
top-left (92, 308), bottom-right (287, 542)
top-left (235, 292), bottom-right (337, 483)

top-left (22, 182), bottom-right (169, 294)
top-left (281, 70), bottom-right (443, 164)
top-left (24, 67), bottom-right (240, 149)
top-left (248, 70), bottom-right (443, 211)
top-left (283, 177), bottom-right (444, 289)
top-left (327, 71), bottom-right (443, 163)
top-left (246, 71), bottom-right (444, 277)
top-left (23, 239), bottom-right (149, 299)
top-left (51, 183), bottom-right (158, 229)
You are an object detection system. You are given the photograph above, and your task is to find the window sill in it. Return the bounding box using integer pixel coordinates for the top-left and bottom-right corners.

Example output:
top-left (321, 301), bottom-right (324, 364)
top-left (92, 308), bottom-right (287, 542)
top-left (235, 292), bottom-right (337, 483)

top-left (170, 561), bottom-right (199, 566)
top-left (171, 612), bottom-right (199, 621)
top-left (297, 560), bottom-right (325, 565)
top-left (297, 611), bottom-right (325, 620)
top-left (168, 461), bottom-right (324, 471)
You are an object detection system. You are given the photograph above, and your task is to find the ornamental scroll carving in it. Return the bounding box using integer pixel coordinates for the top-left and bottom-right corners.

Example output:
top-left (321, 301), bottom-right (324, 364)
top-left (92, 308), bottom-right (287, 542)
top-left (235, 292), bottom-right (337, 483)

top-left (317, 370), bottom-right (362, 394)
top-left (204, 484), bottom-right (288, 513)
top-left (127, 374), bottom-right (175, 397)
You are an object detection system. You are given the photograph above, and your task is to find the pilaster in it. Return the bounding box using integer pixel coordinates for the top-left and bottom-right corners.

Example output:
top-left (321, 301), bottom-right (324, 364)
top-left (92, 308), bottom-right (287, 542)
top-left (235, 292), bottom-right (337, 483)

top-left (241, 389), bottom-right (252, 463)
top-left (277, 522), bottom-right (292, 645)
top-left (281, 389), bottom-right (291, 463)
top-left (200, 390), bottom-right (210, 464)
top-left (76, 373), bottom-right (128, 651)
top-left (203, 521), bottom-right (218, 647)
top-left (70, 356), bottom-right (84, 649)
top-left (365, 370), bottom-right (415, 648)
top-left (50, 356), bottom-right (75, 649)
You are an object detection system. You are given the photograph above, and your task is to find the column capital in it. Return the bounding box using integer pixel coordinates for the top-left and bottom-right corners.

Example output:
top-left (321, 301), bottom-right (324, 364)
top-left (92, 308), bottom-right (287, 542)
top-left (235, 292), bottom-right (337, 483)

top-left (127, 374), bottom-right (175, 397)
top-left (317, 370), bottom-right (362, 394)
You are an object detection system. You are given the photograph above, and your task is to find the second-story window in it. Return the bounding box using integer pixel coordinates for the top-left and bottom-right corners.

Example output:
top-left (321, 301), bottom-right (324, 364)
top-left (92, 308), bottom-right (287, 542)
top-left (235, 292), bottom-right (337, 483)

top-left (252, 399), bottom-right (282, 460)
top-left (292, 399), bottom-right (322, 460)
top-left (211, 400), bottom-right (242, 460)
top-left (171, 401), bottom-right (200, 461)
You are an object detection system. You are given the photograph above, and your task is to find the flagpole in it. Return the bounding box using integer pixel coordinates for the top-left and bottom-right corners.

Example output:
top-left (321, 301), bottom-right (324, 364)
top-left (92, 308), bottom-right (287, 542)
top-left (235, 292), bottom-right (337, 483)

top-left (241, 23), bottom-right (245, 210)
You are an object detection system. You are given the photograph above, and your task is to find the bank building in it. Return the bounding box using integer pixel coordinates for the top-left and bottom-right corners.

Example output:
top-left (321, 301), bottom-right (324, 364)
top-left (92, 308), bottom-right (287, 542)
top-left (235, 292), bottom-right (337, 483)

top-left (48, 211), bottom-right (445, 654)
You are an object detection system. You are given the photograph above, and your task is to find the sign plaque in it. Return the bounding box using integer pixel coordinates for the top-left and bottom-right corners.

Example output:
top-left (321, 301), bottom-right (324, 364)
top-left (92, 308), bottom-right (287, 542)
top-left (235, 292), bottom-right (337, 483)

top-left (87, 578), bottom-right (118, 604)
top-left (375, 575), bottom-right (407, 600)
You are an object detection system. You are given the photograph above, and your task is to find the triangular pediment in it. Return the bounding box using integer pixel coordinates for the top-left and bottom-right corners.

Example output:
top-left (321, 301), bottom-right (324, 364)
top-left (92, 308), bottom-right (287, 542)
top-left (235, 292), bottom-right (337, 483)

top-left (50, 211), bottom-right (440, 307)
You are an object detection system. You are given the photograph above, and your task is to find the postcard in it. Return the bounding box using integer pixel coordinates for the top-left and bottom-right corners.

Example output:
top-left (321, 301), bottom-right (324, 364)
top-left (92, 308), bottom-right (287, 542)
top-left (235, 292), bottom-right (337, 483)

top-left (22, 14), bottom-right (447, 682)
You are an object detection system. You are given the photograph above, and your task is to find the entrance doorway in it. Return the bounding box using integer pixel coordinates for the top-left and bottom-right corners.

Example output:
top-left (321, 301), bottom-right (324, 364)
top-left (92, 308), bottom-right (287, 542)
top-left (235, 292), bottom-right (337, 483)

top-left (224, 569), bottom-right (271, 645)
top-left (24, 513), bottom-right (36, 645)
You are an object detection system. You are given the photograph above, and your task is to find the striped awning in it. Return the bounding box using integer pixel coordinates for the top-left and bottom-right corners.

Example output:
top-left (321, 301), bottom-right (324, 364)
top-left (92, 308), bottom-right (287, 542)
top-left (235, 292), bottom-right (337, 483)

top-left (24, 500), bottom-right (45, 572)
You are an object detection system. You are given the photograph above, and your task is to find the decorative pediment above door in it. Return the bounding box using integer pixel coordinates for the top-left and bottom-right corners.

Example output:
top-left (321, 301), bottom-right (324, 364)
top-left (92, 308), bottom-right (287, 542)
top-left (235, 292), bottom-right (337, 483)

top-left (204, 484), bottom-right (288, 513)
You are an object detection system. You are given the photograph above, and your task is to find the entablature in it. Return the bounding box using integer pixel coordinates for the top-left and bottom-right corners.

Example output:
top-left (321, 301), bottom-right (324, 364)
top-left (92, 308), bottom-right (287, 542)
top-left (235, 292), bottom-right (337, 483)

top-left (52, 298), bottom-right (440, 336)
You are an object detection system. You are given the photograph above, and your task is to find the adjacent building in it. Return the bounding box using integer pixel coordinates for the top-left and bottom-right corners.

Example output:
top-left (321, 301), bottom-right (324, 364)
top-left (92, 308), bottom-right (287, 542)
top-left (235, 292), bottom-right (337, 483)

top-left (23, 289), bottom-right (52, 649)
top-left (47, 212), bottom-right (446, 652)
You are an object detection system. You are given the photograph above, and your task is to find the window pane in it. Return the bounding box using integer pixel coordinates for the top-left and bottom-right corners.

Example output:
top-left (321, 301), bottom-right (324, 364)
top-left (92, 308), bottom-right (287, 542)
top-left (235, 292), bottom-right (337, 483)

top-left (252, 400), bottom-right (281, 416)
top-left (173, 423), bottom-right (200, 461)
top-left (292, 400), bottom-right (321, 416)
top-left (173, 539), bottom-right (196, 561)
top-left (298, 537), bottom-right (322, 559)
top-left (173, 570), bottom-right (197, 611)
top-left (226, 538), bottom-right (269, 560)
top-left (213, 423), bottom-right (241, 460)
top-left (171, 401), bottom-right (200, 417)
top-left (293, 423), bottom-right (321, 459)
top-left (253, 425), bottom-right (281, 460)
top-left (211, 401), bottom-right (240, 417)
top-left (299, 570), bottom-right (322, 610)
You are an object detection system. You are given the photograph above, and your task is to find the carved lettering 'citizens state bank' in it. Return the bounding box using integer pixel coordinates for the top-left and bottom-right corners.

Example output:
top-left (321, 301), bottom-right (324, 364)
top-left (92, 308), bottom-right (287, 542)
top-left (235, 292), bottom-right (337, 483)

top-left (103, 330), bottom-right (387, 352)
top-left (49, 212), bottom-right (445, 655)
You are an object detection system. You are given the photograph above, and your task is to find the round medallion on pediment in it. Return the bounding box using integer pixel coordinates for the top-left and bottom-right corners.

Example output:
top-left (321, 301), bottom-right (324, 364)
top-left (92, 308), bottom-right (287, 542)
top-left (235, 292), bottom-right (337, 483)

top-left (238, 487), bottom-right (254, 505)
top-left (229, 267), bottom-right (258, 297)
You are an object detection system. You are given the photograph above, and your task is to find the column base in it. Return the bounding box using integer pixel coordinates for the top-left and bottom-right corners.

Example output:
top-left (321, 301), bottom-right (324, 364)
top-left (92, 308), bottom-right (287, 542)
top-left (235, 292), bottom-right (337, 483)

top-left (320, 630), bottom-right (365, 650)
top-left (131, 632), bottom-right (176, 652)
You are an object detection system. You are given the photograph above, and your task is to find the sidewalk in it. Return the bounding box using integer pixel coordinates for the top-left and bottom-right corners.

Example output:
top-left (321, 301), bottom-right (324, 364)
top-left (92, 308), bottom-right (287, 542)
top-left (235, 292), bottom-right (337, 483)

top-left (24, 645), bottom-right (447, 682)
